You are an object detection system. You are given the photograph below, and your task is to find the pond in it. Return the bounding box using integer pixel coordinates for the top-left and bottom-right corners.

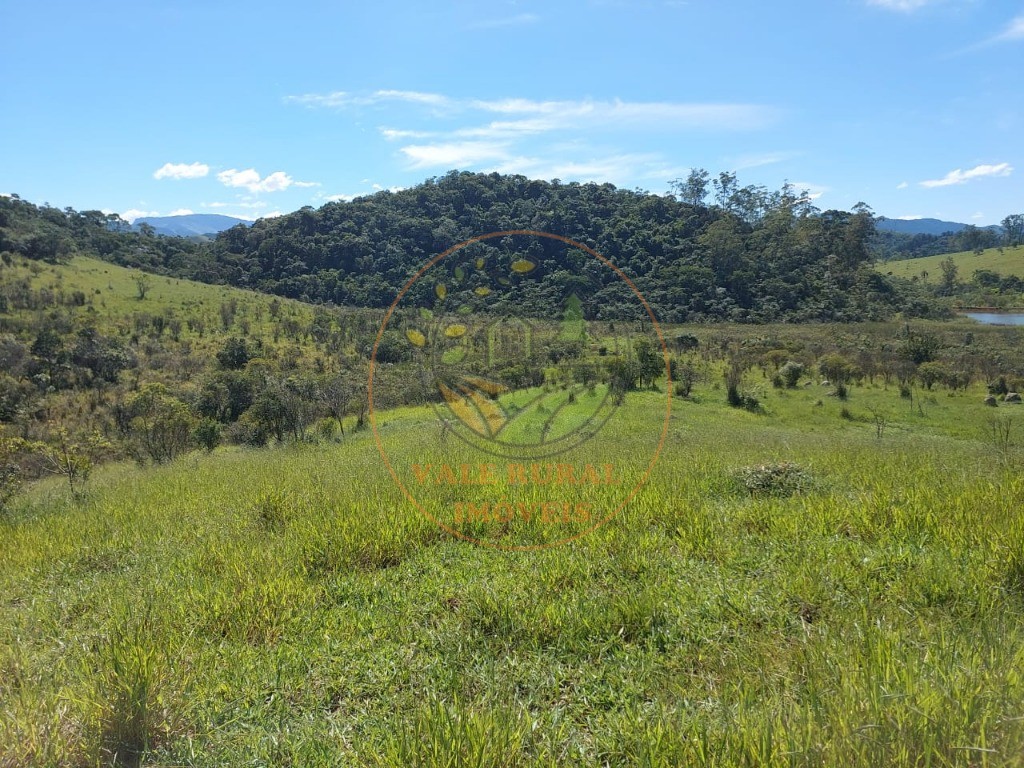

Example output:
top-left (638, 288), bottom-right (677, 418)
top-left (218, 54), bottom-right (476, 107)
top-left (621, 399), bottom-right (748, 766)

top-left (962, 312), bottom-right (1024, 326)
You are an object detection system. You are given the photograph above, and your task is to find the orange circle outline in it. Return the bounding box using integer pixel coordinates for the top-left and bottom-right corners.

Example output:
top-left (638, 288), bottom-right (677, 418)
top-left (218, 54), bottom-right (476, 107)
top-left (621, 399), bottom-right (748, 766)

top-left (368, 229), bottom-right (672, 551)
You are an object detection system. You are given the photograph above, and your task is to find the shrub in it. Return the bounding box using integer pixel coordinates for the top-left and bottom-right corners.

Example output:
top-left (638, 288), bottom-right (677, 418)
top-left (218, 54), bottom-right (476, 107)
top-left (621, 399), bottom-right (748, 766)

top-left (216, 337), bottom-right (250, 370)
top-left (736, 462), bottom-right (814, 497)
top-left (192, 418), bottom-right (222, 453)
top-left (778, 360), bottom-right (805, 389)
top-left (674, 362), bottom-right (699, 398)
top-left (124, 384), bottom-right (195, 464)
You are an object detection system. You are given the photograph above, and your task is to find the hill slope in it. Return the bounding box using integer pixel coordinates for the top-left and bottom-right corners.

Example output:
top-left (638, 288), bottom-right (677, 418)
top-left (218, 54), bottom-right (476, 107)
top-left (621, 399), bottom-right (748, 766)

top-left (875, 217), bottom-right (1000, 236)
top-left (4, 369), bottom-right (1024, 765)
top-left (877, 245), bottom-right (1024, 283)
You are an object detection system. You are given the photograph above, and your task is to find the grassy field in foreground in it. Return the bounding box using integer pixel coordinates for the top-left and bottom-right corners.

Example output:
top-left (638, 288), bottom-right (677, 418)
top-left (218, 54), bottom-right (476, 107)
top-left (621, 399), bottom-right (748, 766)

top-left (3, 370), bottom-right (1024, 766)
top-left (879, 245), bottom-right (1024, 285)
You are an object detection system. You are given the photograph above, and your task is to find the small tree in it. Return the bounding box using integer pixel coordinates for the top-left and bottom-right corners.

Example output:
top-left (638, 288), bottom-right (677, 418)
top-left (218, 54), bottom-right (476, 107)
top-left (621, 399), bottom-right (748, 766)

top-left (33, 428), bottom-right (109, 497)
top-left (216, 337), bottom-right (251, 370)
top-left (633, 337), bottom-right (664, 390)
top-left (192, 418), bottom-right (222, 453)
top-left (819, 353), bottom-right (857, 385)
top-left (133, 272), bottom-right (152, 300)
top-left (939, 256), bottom-right (959, 295)
top-left (125, 384), bottom-right (195, 463)
top-left (0, 436), bottom-right (26, 515)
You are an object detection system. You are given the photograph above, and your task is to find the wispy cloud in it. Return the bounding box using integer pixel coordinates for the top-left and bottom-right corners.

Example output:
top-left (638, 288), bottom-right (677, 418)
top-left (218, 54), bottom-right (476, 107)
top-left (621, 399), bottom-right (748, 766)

top-left (725, 151), bottom-right (798, 171)
top-left (952, 13), bottom-right (1024, 54)
top-left (153, 162), bottom-right (209, 180)
top-left (287, 89), bottom-right (453, 110)
top-left (919, 162), bottom-right (1013, 188)
top-left (203, 200), bottom-right (269, 210)
top-left (216, 168), bottom-right (318, 193)
top-left (167, 208), bottom-right (194, 216)
top-left (865, 0), bottom-right (934, 12)
top-left (288, 88), bottom-right (781, 189)
top-left (467, 12), bottom-right (540, 29)
top-left (323, 183), bottom-right (406, 202)
top-left (790, 181), bottom-right (828, 201)
top-left (289, 89), bottom-right (779, 132)
top-left (991, 14), bottom-right (1024, 43)
top-left (400, 141), bottom-right (511, 169)
top-left (896, 181), bottom-right (909, 189)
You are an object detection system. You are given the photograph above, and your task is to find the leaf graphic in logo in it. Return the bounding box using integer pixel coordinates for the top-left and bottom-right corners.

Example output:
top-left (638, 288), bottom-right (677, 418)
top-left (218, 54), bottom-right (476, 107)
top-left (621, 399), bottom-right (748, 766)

top-left (454, 266), bottom-right (465, 281)
top-left (475, 257), bottom-right (485, 270)
top-left (406, 329), bottom-right (427, 347)
top-left (444, 324), bottom-right (467, 338)
top-left (438, 377), bottom-right (510, 437)
top-left (474, 286), bottom-right (492, 297)
top-left (462, 376), bottom-right (508, 397)
top-left (435, 283), bottom-right (447, 300)
top-left (511, 259), bottom-right (535, 274)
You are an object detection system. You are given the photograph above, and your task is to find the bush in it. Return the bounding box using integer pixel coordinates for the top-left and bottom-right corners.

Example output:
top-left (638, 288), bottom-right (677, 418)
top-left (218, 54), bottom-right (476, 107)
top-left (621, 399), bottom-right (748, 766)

top-left (192, 418), bottom-right (222, 453)
top-left (736, 462), bottom-right (814, 497)
top-left (778, 361), bottom-right (804, 388)
top-left (216, 337), bottom-right (251, 370)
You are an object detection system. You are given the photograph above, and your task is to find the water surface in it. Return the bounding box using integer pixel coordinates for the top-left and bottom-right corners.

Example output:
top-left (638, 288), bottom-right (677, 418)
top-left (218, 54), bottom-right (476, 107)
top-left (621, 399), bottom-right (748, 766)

top-left (963, 312), bottom-right (1024, 326)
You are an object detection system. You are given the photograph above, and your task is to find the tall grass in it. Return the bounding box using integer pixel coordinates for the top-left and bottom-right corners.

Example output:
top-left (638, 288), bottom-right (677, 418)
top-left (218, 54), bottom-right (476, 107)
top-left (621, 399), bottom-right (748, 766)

top-left (3, 380), bottom-right (1024, 765)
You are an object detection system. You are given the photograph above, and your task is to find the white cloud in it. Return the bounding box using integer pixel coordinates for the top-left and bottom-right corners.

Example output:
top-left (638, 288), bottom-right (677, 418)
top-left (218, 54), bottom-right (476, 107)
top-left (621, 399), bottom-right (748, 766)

top-left (971, 212), bottom-right (985, 220)
top-left (121, 209), bottom-right (160, 223)
top-left (791, 181), bottom-right (828, 201)
top-left (289, 89), bottom-right (780, 190)
top-left (993, 14), bottom-right (1024, 43)
top-left (324, 183), bottom-right (406, 202)
top-left (467, 97), bottom-right (777, 131)
top-left (919, 162), bottom-right (1013, 188)
top-left (896, 215), bottom-right (925, 220)
top-left (484, 152), bottom-right (690, 187)
top-left (375, 89), bottom-right (450, 106)
top-left (896, 181), bottom-right (909, 189)
top-left (167, 208), bottom-right (194, 216)
top-left (287, 89), bottom-right (452, 109)
top-left (467, 13), bottom-right (540, 29)
top-left (216, 168), bottom-right (318, 193)
top-left (726, 151), bottom-right (798, 171)
top-left (290, 90), bottom-right (778, 132)
top-left (153, 162), bottom-right (209, 180)
top-left (381, 128), bottom-right (435, 140)
top-left (400, 141), bottom-right (512, 169)
top-left (203, 200), bottom-right (268, 210)
top-left (866, 0), bottom-right (933, 11)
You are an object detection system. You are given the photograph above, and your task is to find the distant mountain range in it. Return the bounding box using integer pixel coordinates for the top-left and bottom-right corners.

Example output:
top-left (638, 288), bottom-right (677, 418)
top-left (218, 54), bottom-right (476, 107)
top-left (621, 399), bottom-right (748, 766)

top-left (134, 212), bottom-right (996, 240)
top-left (133, 214), bottom-right (251, 237)
top-left (875, 217), bottom-right (1001, 236)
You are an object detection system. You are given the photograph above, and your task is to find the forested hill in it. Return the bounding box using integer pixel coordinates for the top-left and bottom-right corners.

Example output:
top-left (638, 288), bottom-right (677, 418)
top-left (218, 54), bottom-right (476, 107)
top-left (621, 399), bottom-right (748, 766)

top-left (205, 171), bottom-right (940, 322)
top-left (1, 173), bottom-right (944, 322)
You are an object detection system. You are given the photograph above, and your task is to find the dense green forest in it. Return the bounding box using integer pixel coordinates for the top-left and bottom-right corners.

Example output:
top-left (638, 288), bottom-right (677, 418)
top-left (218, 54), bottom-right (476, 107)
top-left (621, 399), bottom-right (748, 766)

top-left (2, 172), bottom-right (949, 323)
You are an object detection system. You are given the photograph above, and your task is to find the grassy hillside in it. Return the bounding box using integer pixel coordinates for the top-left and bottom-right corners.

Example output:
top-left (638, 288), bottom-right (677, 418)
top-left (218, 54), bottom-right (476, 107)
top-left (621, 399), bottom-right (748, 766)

top-left (879, 245), bottom-right (1024, 284)
top-left (3, 365), bottom-right (1024, 765)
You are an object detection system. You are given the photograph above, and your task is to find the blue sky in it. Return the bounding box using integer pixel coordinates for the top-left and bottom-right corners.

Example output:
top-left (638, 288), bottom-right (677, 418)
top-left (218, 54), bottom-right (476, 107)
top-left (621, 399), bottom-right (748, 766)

top-left (1, 0), bottom-right (1021, 225)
